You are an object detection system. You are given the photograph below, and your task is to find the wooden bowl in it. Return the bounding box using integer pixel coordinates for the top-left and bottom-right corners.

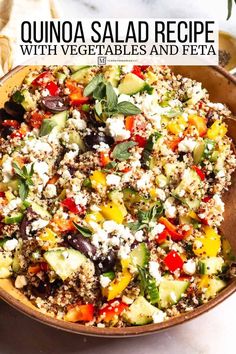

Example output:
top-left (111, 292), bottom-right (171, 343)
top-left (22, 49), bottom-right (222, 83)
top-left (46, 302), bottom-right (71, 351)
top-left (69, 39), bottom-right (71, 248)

top-left (0, 66), bottom-right (236, 337)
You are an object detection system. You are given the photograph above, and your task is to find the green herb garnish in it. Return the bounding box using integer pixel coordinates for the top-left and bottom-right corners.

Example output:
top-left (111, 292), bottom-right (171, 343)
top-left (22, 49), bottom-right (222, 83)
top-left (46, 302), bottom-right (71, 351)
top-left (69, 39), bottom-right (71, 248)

top-left (112, 141), bottom-right (137, 161)
top-left (39, 119), bottom-right (57, 137)
top-left (13, 162), bottom-right (34, 200)
top-left (73, 222), bottom-right (92, 238)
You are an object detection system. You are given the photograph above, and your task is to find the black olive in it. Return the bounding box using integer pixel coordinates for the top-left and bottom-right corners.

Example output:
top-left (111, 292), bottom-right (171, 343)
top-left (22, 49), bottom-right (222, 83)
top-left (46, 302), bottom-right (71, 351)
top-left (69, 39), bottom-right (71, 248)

top-left (31, 280), bottom-right (52, 299)
top-left (84, 133), bottom-right (114, 150)
top-left (4, 101), bottom-right (25, 121)
top-left (0, 125), bottom-right (15, 139)
top-left (19, 214), bottom-right (29, 240)
top-left (82, 110), bottom-right (105, 128)
top-left (41, 96), bottom-right (68, 113)
top-left (67, 233), bottom-right (96, 258)
top-left (0, 108), bottom-right (12, 123)
top-left (95, 250), bottom-right (117, 273)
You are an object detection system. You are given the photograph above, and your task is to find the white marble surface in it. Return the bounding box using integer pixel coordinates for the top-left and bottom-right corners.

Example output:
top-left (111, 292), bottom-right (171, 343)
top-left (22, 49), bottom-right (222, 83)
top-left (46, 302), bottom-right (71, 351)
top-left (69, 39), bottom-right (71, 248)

top-left (0, 1), bottom-right (235, 353)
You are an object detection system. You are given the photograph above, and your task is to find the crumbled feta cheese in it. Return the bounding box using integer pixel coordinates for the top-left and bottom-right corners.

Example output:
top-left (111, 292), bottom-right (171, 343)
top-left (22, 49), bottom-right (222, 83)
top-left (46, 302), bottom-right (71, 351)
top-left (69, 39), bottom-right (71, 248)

top-left (15, 275), bottom-right (27, 289)
top-left (2, 157), bottom-right (13, 182)
top-left (164, 197), bottom-right (177, 218)
top-left (44, 184), bottom-right (57, 198)
top-left (183, 259), bottom-right (196, 275)
top-left (195, 240), bottom-right (203, 249)
top-left (136, 171), bottom-right (153, 190)
top-left (155, 188), bottom-right (166, 201)
top-left (100, 275), bottom-right (111, 288)
top-left (122, 295), bottom-right (134, 305)
top-left (106, 115), bottom-right (130, 141)
top-left (3, 198), bottom-right (22, 216)
top-left (121, 64), bottom-right (134, 73)
top-left (178, 138), bottom-right (197, 152)
top-left (31, 219), bottom-right (49, 231)
top-left (34, 161), bottom-right (49, 185)
top-left (68, 115), bottom-right (87, 130)
top-left (3, 238), bottom-right (18, 252)
top-left (41, 89), bottom-right (50, 97)
top-left (152, 310), bottom-right (166, 323)
top-left (106, 174), bottom-right (121, 187)
top-left (213, 194), bottom-right (224, 213)
top-left (74, 193), bottom-right (88, 206)
top-left (134, 230), bottom-right (144, 242)
top-left (149, 261), bottom-right (162, 284)
top-left (216, 170), bottom-right (225, 178)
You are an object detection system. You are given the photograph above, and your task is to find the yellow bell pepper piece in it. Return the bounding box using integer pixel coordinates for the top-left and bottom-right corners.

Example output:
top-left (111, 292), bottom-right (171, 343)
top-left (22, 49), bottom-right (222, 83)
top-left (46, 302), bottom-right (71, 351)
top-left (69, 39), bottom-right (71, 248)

top-left (85, 211), bottom-right (104, 224)
top-left (100, 202), bottom-right (124, 224)
top-left (193, 226), bottom-right (221, 257)
top-left (198, 275), bottom-right (210, 289)
top-left (144, 71), bottom-right (157, 85)
top-left (90, 171), bottom-right (107, 190)
top-left (5, 191), bottom-right (15, 202)
top-left (105, 269), bottom-right (132, 301)
top-left (207, 121), bottom-right (227, 140)
top-left (188, 210), bottom-right (201, 221)
top-left (38, 228), bottom-right (58, 249)
top-left (167, 115), bottom-right (188, 135)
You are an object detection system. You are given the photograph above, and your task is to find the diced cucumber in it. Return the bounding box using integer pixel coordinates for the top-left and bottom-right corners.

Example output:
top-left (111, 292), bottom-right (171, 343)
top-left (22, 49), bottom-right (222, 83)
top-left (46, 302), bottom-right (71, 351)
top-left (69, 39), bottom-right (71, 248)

top-left (123, 296), bottom-right (163, 325)
top-left (193, 141), bottom-right (205, 164)
top-left (122, 188), bottom-right (150, 212)
top-left (51, 110), bottom-right (68, 130)
top-left (198, 257), bottom-right (224, 275)
top-left (68, 131), bottom-right (85, 151)
top-left (71, 67), bottom-right (95, 85)
top-left (55, 72), bottom-right (67, 83)
top-left (156, 174), bottom-right (168, 188)
top-left (103, 66), bottom-right (120, 87)
top-left (31, 202), bottom-right (51, 219)
top-left (118, 73), bottom-right (145, 95)
top-left (12, 241), bottom-right (22, 273)
top-left (21, 89), bottom-right (37, 111)
top-left (44, 247), bottom-right (89, 280)
top-left (69, 65), bottom-right (90, 73)
top-left (146, 277), bottom-right (159, 305)
top-left (3, 213), bottom-right (23, 224)
top-left (184, 198), bottom-right (201, 211)
top-left (158, 279), bottom-right (190, 309)
top-left (0, 252), bottom-right (13, 278)
top-left (130, 243), bottom-right (149, 269)
top-left (164, 163), bottom-right (177, 180)
top-left (205, 277), bottom-right (226, 299)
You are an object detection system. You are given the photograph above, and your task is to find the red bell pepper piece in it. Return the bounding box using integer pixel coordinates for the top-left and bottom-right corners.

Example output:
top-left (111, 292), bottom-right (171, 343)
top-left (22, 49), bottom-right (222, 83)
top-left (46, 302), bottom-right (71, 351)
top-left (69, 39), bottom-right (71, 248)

top-left (131, 66), bottom-right (144, 79)
top-left (125, 116), bottom-right (135, 133)
top-left (32, 71), bottom-right (51, 87)
top-left (69, 87), bottom-right (89, 105)
top-left (61, 197), bottom-right (85, 215)
top-left (46, 81), bottom-right (59, 96)
top-left (99, 299), bottom-right (128, 323)
top-left (140, 65), bottom-right (149, 71)
top-left (121, 167), bottom-right (132, 173)
top-left (166, 137), bottom-right (183, 151)
top-left (2, 120), bottom-right (20, 129)
top-left (134, 134), bottom-right (147, 148)
top-left (29, 112), bottom-right (45, 129)
top-left (66, 303), bottom-right (94, 322)
top-left (192, 165), bottom-right (205, 181)
top-left (99, 151), bottom-right (111, 167)
top-left (156, 229), bottom-right (169, 244)
top-left (159, 217), bottom-right (184, 241)
top-left (0, 192), bottom-right (5, 198)
top-left (202, 196), bottom-right (211, 203)
top-left (164, 250), bottom-right (183, 272)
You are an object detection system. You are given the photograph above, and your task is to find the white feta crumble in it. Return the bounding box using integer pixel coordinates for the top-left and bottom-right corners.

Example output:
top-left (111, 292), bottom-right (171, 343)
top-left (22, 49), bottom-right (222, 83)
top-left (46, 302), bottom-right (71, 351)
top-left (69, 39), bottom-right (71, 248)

top-left (178, 138), bottom-right (197, 152)
top-left (41, 88), bottom-right (50, 97)
top-left (3, 198), bottom-right (22, 216)
top-left (183, 259), bottom-right (196, 275)
top-left (44, 184), bottom-right (57, 198)
top-left (31, 219), bottom-right (49, 231)
top-left (106, 115), bottom-right (130, 141)
top-left (106, 174), bottom-right (121, 187)
top-left (136, 171), bottom-right (153, 190)
top-left (155, 188), bottom-right (166, 201)
top-left (149, 261), bottom-right (162, 284)
top-left (118, 244), bottom-right (131, 259)
top-left (2, 157), bottom-right (13, 182)
top-left (152, 310), bottom-right (166, 323)
top-left (3, 238), bottom-right (18, 252)
top-left (15, 275), bottom-right (27, 289)
top-left (213, 194), bottom-right (224, 212)
top-left (216, 170), bottom-right (225, 178)
top-left (74, 193), bottom-right (88, 206)
top-left (164, 197), bottom-right (177, 219)
top-left (100, 275), bottom-right (111, 288)
top-left (134, 230), bottom-right (144, 242)
top-left (34, 161), bottom-right (49, 185)
top-left (68, 116), bottom-right (87, 130)
top-left (121, 64), bottom-right (134, 73)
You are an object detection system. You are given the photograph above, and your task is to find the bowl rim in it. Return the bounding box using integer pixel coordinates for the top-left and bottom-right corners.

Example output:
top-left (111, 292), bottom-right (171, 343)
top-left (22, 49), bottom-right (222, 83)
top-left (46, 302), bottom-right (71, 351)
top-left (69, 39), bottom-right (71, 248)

top-left (0, 65), bottom-right (236, 337)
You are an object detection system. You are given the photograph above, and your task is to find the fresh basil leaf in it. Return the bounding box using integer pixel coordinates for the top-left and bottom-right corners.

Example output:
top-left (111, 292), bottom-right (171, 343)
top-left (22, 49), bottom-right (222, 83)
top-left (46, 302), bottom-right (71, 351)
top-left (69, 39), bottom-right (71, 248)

top-left (73, 222), bottom-right (92, 238)
top-left (39, 119), bottom-right (57, 137)
top-left (13, 162), bottom-right (25, 179)
top-left (116, 101), bottom-right (141, 115)
top-left (112, 141), bottom-right (136, 161)
top-left (141, 83), bottom-right (154, 95)
top-left (106, 82), bottom-right (118, 111)
top-left (19, 180), bottom-right (29, 200)
top-left (104, 161), bottom-right (117, 169)
top-left (93, 82), bottom-right (106, 100)
top-left (126, 221), bottom-right (142, 232)
top-left (227, 0), bottom-right (233, 19)
top-left (94, 101), bottom-right (103, 117)
top-left (84, 74), bottom-right (104, 97)
top-left (141, 132), bottom-right (161, 168)
top-left (12, 90), bottom-right (24, 104)
top-left (138, 202), bottom-right (163, 227)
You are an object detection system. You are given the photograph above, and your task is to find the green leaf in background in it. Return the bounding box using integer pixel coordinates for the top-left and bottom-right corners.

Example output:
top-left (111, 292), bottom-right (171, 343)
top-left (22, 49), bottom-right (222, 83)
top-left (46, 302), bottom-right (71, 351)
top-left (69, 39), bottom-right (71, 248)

top-left (73, 222), bottom-right (92, 238)
top-left (39, 119), bottom-right (57, 137)
top-left (112, 141), bottom-right (137, 161)
top-left (116, 101), bottom-right (141, 115)
top-left (19, 180), bottom-right (29, 201)
top-left (106, 82), bottom-right (118, 111)
top-left (93, 82), bottom-right (106, 100)
top-left (84, 74), bottom-right (104, 97)
top-left (227, 0), bottom-right (236, 20)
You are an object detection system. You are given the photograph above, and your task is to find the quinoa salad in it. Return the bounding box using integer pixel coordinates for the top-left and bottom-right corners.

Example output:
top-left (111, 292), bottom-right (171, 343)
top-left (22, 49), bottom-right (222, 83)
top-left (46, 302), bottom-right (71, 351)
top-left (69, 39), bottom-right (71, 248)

top-left (0, 65), bottom-right (236, 327)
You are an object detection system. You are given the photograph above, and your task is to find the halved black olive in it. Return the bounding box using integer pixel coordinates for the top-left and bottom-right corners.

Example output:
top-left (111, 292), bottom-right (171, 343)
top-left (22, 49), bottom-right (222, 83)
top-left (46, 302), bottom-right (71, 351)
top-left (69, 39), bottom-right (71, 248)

top-left (67, 233), bottom-right (96, 259)
top-left (0, 108), bottom-right (12, 123)
top-left (0, 126), bottom-right (15, 139)
top-left (95, 250), bottom-right (117, 273)
top-left (84, 133), bottom-right (114, 150)
top-left (41, 96), bottom-right (68, 113)
top-left (4, 101), bottom-right (25, 121)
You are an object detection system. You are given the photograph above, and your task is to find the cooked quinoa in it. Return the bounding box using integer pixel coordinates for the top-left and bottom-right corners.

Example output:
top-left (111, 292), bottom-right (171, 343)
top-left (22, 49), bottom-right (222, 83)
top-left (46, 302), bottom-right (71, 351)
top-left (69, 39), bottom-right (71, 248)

top-left (0, 65), bottom-right (235, 327)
